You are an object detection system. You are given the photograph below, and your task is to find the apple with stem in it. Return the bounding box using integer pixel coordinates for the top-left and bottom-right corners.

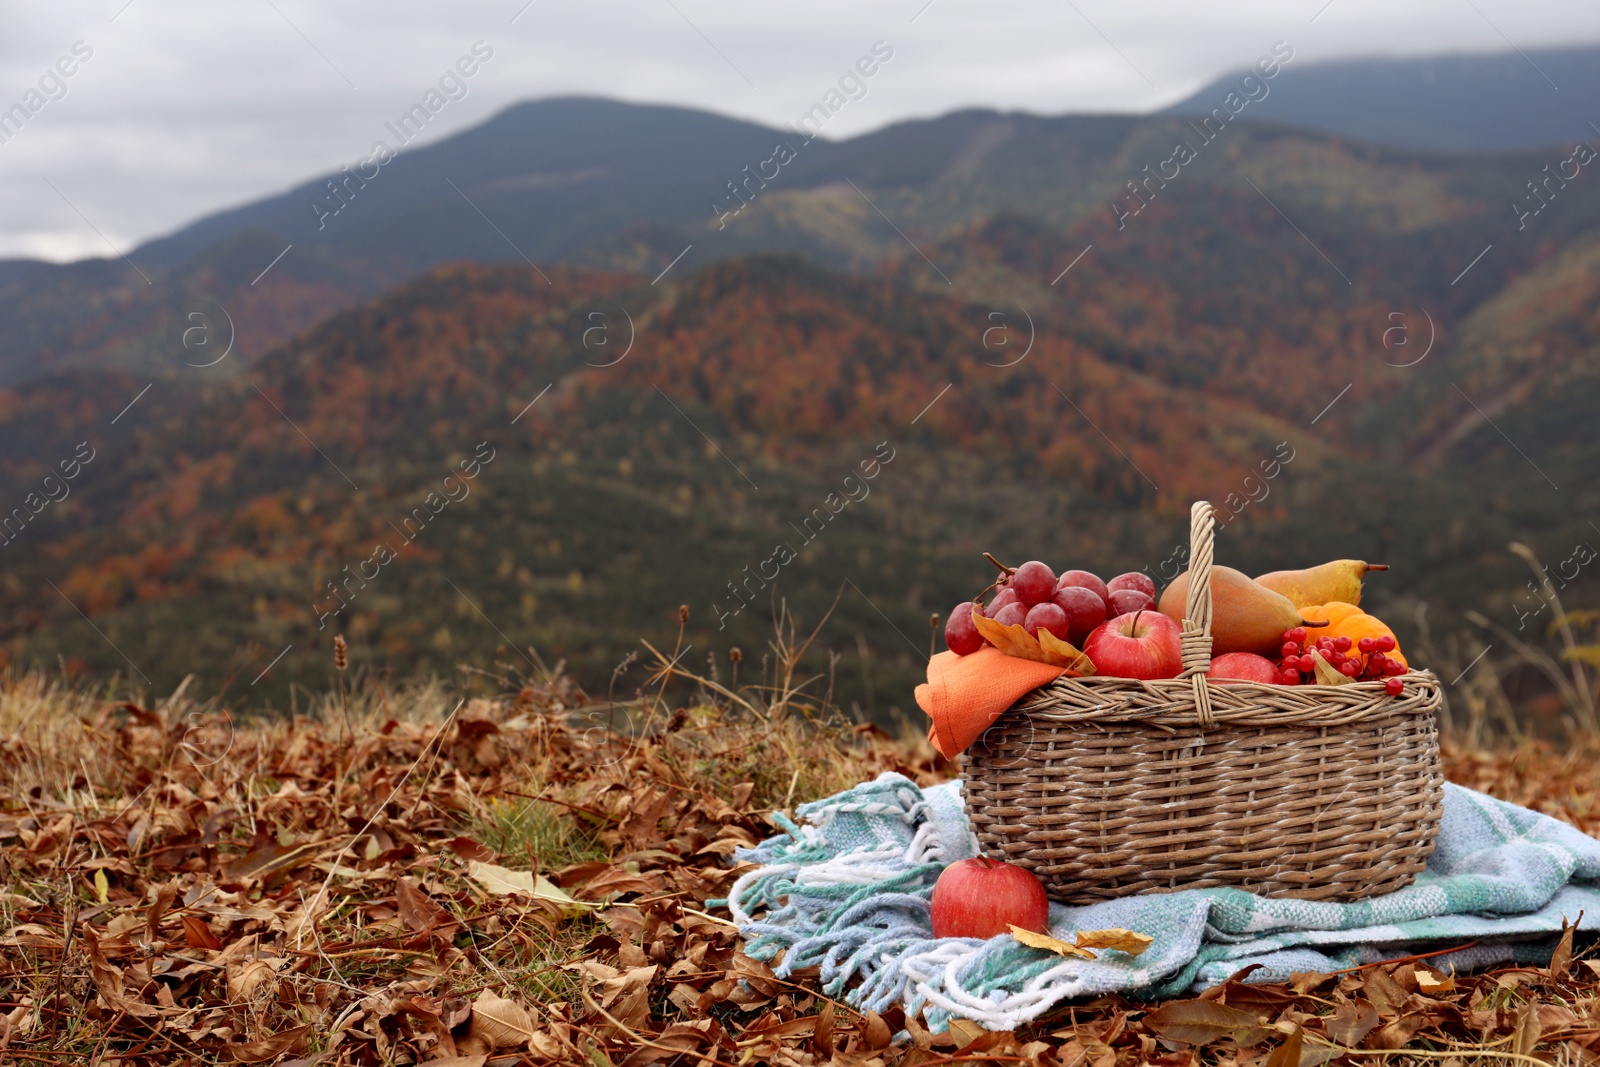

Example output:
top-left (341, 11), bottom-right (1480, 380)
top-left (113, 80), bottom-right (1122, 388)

top-left (1083, 609), bottom-right (1183, 680)
top-left (930, 856), bottom-right (1050, 939)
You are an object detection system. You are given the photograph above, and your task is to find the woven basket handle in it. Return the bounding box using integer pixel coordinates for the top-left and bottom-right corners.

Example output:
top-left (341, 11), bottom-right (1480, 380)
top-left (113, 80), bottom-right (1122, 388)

top-left (1180, 501), bottom-right (1216, 727)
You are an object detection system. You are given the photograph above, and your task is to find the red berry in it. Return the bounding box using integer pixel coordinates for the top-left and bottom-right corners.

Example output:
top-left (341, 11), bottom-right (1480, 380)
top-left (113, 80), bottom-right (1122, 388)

top-left (1339, 660), bottom-right (1361, 677)
top-left (1334, 636), bottom-right (1352, 653)
top-left (1010, 562), bottom-right (1057, 606)
top-left (1383, 660), bottom-right (1406, 677)
top-left (1358, 637), bottom-right (1376, 654)
top-left (1278, 669), bottom-right (1302, 685)
top-left (945, 602), bottom-right (985, 655)
top-left (1285, 627), bottom-right (1308, 644)
top-left (1377, 636), bottom-right (1396, 653)
top-left (1282, 642), bottom-right (1301, 658)
top-left (1298, 655), bottom-right (1317, 673)
top-left (1385, 677), bottom-right (1404, 696)
top-left (1023, 602), bottom-right (1071, 641)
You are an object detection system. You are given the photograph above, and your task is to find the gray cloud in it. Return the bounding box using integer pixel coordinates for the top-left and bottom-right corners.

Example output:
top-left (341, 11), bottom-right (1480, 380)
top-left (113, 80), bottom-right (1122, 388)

top-left (1, 0), bottom-right (1597, 260)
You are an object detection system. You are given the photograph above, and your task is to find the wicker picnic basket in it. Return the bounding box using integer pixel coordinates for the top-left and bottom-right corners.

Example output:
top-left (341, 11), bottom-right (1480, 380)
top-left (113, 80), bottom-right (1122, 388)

top-left (960, 501), bottom-right (1445, 904)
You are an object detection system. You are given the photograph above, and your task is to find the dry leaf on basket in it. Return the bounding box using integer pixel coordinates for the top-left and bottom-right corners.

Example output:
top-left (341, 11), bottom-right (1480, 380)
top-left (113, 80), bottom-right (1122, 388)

top-left (972, 605), bottom-right (1096, 672)
top-left (1309, 648), bottom-right (1356, 686)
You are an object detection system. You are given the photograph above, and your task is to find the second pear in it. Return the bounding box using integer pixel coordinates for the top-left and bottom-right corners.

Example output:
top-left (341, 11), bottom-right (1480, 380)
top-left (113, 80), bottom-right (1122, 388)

top-left (1254, 559), bottom-right (1388, 608)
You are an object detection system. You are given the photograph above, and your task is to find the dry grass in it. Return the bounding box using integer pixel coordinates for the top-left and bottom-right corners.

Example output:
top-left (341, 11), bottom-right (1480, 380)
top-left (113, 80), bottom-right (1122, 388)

top-left (1414, 543), bottom-right (1600, 745)
top-left (0, 641), bottom-right (946, 1065)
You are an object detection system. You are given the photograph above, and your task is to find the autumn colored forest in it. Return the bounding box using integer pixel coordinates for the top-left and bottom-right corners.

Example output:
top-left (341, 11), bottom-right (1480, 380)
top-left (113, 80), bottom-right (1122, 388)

top-left (0, 101), bottom-right (1597, 725)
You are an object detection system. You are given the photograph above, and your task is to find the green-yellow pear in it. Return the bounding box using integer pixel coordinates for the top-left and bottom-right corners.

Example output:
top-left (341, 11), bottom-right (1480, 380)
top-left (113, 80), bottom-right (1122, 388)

top-left (1254, 560), bottom-right (1388, 609)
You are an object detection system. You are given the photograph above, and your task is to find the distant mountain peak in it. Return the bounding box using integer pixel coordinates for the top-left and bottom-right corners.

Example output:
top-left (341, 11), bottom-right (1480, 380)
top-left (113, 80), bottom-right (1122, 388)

top-left (1161, 44), bottom-right (1600, 152)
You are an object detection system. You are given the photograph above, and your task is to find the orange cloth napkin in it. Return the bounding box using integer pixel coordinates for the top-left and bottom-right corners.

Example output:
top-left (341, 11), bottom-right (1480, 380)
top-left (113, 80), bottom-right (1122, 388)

top-left (916, 647), bottom-right (1066, 759)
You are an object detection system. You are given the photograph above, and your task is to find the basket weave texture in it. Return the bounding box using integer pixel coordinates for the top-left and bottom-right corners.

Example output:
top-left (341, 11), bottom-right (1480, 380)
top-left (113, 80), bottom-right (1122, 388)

top-left (959, 501), bottom-right (1445, 903)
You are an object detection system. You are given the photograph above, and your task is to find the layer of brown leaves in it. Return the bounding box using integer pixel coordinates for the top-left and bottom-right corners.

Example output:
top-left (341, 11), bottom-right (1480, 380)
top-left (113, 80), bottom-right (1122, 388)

top-left (1443, 734), bottom-right (1600, 838)
top-left (4, 672), bottom-right (1600, 1066)
top-left (0, 673), bottom-right (940, 1065)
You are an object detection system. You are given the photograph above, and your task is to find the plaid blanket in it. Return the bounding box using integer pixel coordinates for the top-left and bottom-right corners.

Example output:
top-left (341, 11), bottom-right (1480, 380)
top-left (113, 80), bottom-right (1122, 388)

top-left (725, 773), bottom-right (1600, 1032)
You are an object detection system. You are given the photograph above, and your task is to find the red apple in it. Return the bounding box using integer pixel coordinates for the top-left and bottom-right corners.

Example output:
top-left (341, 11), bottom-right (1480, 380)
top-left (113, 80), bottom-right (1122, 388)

top-left (1107, 572), bottom-right (1157, 600)
top-left (1057, 569), bottom-right (1110, 604)
top-left (930, 856), bottom-right (1050, 939)
top-left (1206, 652), bottom-right (1282, 684)
top-left (1051, 585), bottom-right (1106, 644)
top-left (1083, 610), bottom-right (1183, 680)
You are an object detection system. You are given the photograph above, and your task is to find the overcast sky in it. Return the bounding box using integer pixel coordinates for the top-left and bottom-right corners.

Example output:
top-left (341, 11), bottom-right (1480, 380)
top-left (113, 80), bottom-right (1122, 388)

top-left (2, 0), bottom-right (1597, 262)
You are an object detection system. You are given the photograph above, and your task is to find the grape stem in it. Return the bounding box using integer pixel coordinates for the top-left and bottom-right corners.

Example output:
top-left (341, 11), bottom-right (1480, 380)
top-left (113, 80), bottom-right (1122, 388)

top-left (976, 553), bottom-right (1016, 610)
top-left (983, 552), bottom-right (1015, 576)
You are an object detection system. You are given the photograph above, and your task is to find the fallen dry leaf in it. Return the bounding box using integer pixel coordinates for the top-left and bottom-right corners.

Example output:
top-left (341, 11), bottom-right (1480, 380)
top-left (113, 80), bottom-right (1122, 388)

top-left (1009, 925), bottom-right (1152, 958)
top-left (1073, 928), bottom-right (1153, 956)
top-left (1143, 999), bottom-right (1270, 1047)
top-left (598, 964), bottom-right (659, 1030)
top-left (181, 913), bottom-right (222, 950)
top-left (1008, 926), bottom-right (1094, 959)
top-left (469, 990), bottom-right (536, 1049)
top-left (398, 877), bottom-right (459, 939)
top-left (226, 957), bottom-right (286, 1001)
top-left (1325, 1000), bottom-right (1380, 1048)
top-left (1262, 1024), bottom-right (1303, 1067)
top-left (1415, 965), bottom-right (1456, 994)
top-left (219, 1024), bottom-right (311, 1063)
top-left (861, 1011), bottom-right (893, 1050)
top-left (465, 860), bottom-right (596, 914)
top-left (1550, 921), bottom-right (1575, 983)
top-left (84, 928), bottom-right (161, 1019)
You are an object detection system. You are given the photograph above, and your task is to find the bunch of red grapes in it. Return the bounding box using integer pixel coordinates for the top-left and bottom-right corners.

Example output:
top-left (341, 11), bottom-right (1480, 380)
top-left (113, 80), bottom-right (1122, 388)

top-left (1277, 627), bottom-right (1408, 694)
top-left (944, 561), bottom-right (1156, 655)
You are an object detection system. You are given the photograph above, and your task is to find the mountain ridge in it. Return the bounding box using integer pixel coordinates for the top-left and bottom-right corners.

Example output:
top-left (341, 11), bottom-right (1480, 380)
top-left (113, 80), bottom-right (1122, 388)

top-left (1163, 44), bottom-right (1600, 153)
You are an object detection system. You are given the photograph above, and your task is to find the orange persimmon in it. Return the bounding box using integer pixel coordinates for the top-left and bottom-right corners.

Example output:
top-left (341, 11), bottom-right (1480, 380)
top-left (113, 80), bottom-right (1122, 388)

top-left (1301, 602), bottom-right (1407, 668)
